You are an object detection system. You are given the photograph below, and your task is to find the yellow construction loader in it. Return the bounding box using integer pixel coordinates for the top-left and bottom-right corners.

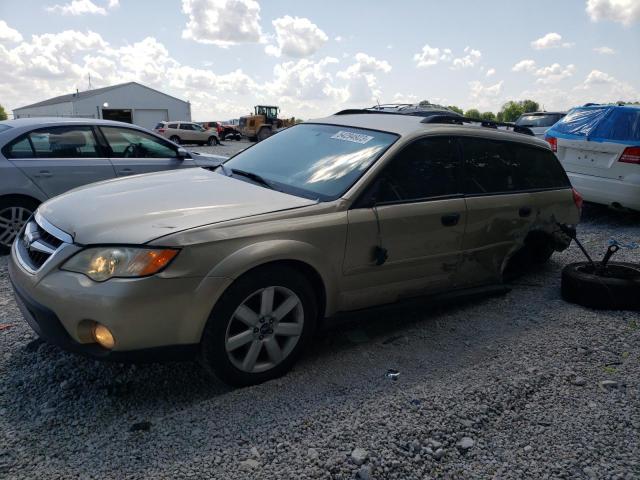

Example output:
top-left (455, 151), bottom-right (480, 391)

top-left (238, 105), bottom-right (295, 141)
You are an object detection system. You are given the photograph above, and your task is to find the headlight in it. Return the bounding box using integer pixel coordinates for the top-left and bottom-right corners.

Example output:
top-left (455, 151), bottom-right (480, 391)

top-left (62, 247), bottom-right (179, 282)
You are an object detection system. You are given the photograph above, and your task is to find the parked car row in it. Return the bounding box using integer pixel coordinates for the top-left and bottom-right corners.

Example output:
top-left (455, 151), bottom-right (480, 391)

top-left (154, 121), bottom-right (220, 146)
top-left (0, 118), bottom-right (225, 251)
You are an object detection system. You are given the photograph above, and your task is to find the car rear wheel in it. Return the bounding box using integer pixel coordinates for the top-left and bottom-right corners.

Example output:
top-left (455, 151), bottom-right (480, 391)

top-left (0, 198), bottom-right (39, 254)
top-left (169, 135), bottom-right (181, 144)
top-left (200, 265), bottom-right (317, 387)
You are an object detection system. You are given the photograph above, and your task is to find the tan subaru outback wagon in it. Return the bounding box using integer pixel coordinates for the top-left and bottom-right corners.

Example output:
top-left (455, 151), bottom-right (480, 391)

top-left (9, 110), bottom-right (581, 386)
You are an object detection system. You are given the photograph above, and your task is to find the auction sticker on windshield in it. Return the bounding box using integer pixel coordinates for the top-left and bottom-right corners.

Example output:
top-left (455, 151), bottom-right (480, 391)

top-left (331, 130), bottom-right (374, 144)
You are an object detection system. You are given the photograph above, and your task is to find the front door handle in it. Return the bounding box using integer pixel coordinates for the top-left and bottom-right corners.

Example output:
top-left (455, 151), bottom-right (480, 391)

top-left (519, 206), bottom-right (532, 218)
top-left (119, 168), bottom-right (134, 175)
top-left (441, 213), bottom-right (460, 227)
top-left (35, 170), bottom-right (52, 178)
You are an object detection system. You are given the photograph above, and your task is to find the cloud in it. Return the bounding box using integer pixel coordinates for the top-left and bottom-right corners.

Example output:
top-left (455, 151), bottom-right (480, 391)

top-left (413, 44), bottom-right (452, 68)
top-left (486, 68), bottom-right (496, 77)
top-left (336, 53), bottom-right (392, 104)
top-left (181, 0), bottom-right (263, 46)
top-left (0, 20), bottom-right (23, 43)
top-left (586, 0), bottom-right (640, 25)
top-left (512, 59), bottom-right (537, 73)
top-left (392, 93), bottom-right (418, 103)
top-left (338, 52), bottom-right (391, 78)
top-left (45, 0), bottom-right (118, 15)
top-left (468, 80), bottom-right (504, 109)
top-left (452, 47), bottom-right (482, 69)
top-left (530, 32), bottom-right (573, 49)
top-left (265, 16), bottom-right (328, 58)
top-left (334, 35), bottom-right (343, 42)
top-left (593, 46), bottom-right (616, 54)
top-left (535, 63), bottom-right (576, 84)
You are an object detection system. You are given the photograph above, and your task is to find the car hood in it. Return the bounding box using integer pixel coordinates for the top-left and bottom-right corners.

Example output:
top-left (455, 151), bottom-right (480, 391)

top-left (39, 168), bottom-right (317, 245)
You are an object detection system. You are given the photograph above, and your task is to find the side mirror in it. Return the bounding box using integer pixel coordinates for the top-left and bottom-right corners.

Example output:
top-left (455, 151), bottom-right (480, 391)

top-left (176, 147), bottom-right (189, 160)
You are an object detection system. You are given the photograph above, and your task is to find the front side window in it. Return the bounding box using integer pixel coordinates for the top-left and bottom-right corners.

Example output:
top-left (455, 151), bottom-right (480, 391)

top-left (28, 126), bottom-right (101, 158)
top-left (374, 137), bottom-right (460, 203)
top-left (223, 123), bottom-right (398, 200)
top-left (179, 123), bottom-right (195, 131)
top-left (100, 127), bottom-right (177, 158)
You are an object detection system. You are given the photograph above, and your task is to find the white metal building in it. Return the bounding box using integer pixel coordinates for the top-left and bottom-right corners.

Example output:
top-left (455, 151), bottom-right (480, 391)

top-left (12, 82), bottom-right (191, 130)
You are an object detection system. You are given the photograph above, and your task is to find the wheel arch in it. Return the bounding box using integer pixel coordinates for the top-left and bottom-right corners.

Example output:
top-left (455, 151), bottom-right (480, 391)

top-left (0, 193), bottom-right (43, 208)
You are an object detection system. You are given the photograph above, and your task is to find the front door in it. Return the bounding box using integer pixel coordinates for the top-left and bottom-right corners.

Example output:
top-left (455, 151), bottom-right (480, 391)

top-left (6, 125), bottom-right (116, 197)
top-left (99, 126), bottom-right (196, 176)
top-left (342, 136), bottom-right (467, 311)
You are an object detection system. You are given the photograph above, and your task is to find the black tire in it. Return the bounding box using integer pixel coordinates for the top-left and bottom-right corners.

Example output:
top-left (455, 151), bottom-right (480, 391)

top-left (169, 135), bottom-right (181, 145)
top-left (561, 261), bottom-right (640, 310)
top-left (207, 136), bottom-right (218, 146)
top-left (0, 197), bottom-right (39, 254)
top-left (504, 235), bottom-right (554, 280)
top-left (234, 134), bottom-right (241, 141)
top-left (200, 265), bottom-right (318, 387)
top-left (257, 128), bottom-right (272, 142)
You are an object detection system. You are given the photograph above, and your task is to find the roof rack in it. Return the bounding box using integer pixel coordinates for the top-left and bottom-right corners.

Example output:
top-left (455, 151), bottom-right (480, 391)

top-left (333, 108), bottom-right (535, 136)
top-left (421, 115), bottom-right (535, 136)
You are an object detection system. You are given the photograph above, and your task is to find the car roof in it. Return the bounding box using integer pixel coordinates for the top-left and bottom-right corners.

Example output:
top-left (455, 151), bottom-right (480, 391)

top-left (308, 113), bottom-right (551, 148)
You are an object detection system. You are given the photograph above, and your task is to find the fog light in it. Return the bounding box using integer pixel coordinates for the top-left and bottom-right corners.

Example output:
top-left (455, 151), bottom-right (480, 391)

top-left (93, 323), bottom-right (115, 349)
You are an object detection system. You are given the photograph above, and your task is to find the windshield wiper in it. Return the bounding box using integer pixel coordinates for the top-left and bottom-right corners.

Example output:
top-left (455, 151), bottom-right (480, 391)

top-left (231, 168), bottom-right (275, 190)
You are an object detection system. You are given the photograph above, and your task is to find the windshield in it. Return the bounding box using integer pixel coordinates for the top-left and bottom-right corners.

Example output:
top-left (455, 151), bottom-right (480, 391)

top-left (223, 123), bottom-right (398, 200)
top-left (516, 114), bottom-right (563, 128)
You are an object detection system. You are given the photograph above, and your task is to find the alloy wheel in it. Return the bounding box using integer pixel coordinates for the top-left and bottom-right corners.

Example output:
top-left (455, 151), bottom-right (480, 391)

top-left (0, 206), bottom-right (32, 248)
top-left (225, 286), bottom-right (304, 373)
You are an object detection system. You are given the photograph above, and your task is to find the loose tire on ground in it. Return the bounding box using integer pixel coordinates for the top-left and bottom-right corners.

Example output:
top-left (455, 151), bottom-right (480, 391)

top-left (200, 265), bottom-right (318, 387)
top-left (561, 261), bottom-right (640, 310)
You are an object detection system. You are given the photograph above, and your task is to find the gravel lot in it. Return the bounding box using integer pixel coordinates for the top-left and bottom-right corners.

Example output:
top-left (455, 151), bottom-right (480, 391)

top-left (1, 204), bottom-right (638, 479)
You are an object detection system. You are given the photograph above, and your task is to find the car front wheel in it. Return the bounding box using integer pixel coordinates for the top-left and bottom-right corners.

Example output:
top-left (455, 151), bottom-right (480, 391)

top-left (207, 136), bottom-right (218, 146)
top-left (200, 265), bottom-right (317, 386)
top-left (0, 198), bottom-right (39, 254)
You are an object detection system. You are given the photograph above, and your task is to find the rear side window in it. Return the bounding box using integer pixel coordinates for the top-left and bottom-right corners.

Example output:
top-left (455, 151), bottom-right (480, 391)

top-left (168, 123), bottom-right (178, 129)
top-left (461, 138), bottom-right (516, 194)
top-left (462, 137), bottom-right (570, 194)
top-left (512, 145), bottom-right (571, 189)
top-left (3, 126), bottom-right (102, 159)
top-left (376, 137), bottom-right (460, 203)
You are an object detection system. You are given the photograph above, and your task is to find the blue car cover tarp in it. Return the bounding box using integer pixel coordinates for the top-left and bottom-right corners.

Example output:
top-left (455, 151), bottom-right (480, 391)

top-left (548, 105), bottom-right (640, 145)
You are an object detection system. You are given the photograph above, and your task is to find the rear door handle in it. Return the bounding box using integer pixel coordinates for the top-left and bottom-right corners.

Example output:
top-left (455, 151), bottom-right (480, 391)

top-left (441, 213), bottom-right (461, 227)
top-left (119, 168), bottom-right (134, 175)
top-left (35, 170), bottom-right (52, 178)
top-left (519, 206), bottom-right (532, 218)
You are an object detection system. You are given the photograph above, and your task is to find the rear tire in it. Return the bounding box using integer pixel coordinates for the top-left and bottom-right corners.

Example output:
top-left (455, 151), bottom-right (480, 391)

top-left (200, 265), bottom-right (318, 387)
top-left (0, 197), bottom-right (39, 254)
top-left (169, 135), bottom-right (181, 145)
top-left (257, 128), bottom-right (272, 142)
top-left (561, 261), bottom-right (640, 310)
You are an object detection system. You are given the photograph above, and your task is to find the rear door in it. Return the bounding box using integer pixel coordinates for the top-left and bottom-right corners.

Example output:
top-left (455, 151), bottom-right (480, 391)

top-left (100, 125), bottom-right (196, 176)
top-left (342, 136), bottom-right (467, 310)
top-left (456, 136), bottom-right (536, 286)
top-left (5, 125), bottom-right (115, 197)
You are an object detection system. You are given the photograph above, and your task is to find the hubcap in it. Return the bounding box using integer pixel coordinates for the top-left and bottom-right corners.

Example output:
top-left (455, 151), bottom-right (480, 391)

top-left (225, 286), bottom-right (304, 374)
top-left (0, 206), bottom-right (32, 248)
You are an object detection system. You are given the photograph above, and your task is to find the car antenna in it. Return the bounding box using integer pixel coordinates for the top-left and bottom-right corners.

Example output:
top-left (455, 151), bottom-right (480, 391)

top-left (372, 205), bottom-right (388, 266)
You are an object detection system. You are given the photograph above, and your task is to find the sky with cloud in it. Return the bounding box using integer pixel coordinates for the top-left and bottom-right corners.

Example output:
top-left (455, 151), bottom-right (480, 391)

top-left (0, 0), bottom-right (638, 121)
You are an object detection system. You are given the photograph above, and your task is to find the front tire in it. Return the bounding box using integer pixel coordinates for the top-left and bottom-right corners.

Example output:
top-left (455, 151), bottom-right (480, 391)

top-left (0, 197), bottom-right (39, 254)
top-left (200, 265), bottom-right (318, 387)
top-left (207, 136), bottom-right (218, 146)
top-left (257, 128), bottom-right (272, 142)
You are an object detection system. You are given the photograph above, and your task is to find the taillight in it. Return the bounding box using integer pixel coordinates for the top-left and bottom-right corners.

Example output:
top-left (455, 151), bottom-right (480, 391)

top-left (546, 136), bottom-right (557, 152)
top-left (157, 128), bottom-right (166, 133)
top-left (619, 146), bottom-right (640, 164)
top-left (572, 188), bottom-right (583, 210)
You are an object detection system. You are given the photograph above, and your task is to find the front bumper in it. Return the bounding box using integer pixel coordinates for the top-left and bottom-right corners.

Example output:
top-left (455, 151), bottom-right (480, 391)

top-left (9, 241), bottom-right (233, 361)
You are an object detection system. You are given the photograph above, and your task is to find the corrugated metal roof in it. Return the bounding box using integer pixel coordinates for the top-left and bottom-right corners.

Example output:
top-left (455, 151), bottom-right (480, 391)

top-left (14, 82), bottom-right (188, 111)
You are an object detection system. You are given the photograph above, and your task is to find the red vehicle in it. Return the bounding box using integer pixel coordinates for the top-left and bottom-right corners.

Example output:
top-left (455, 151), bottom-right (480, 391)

top-left (200, 121), bottom-right (242, 141)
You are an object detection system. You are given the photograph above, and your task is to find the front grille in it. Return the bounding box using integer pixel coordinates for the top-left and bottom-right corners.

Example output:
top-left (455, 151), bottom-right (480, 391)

top-left (16, 216), bottom-right (69, 273)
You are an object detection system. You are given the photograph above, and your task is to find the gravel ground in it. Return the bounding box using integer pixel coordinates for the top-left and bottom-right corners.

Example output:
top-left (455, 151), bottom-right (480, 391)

top-left (1, 204), bottom-right (639, 479)
top-left (189, 138), bottom-right (252, 158)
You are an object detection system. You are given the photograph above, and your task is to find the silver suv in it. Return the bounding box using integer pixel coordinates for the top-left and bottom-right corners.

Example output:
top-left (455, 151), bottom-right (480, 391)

top-left (9, 112), bottom-right (580, 386)
top-left (0, 118), bottom-right (225, 252)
